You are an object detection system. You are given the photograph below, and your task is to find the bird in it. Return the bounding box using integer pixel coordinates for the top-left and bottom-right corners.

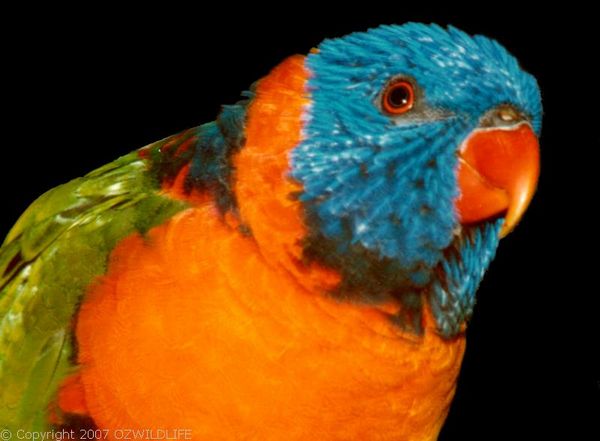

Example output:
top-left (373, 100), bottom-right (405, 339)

top-left (0, 23), bottom-right (541, 440)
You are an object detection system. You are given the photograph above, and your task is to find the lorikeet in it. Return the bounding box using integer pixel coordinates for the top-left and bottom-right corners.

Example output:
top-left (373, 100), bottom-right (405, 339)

top-left (0, 23), bottom-right (541, 440)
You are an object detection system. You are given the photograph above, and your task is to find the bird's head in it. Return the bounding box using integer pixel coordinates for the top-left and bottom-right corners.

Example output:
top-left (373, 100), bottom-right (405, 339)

top-left (233, 23), bottom-right (542, 337)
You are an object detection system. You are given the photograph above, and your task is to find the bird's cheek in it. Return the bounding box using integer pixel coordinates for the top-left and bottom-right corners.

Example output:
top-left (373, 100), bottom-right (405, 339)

top-left (454, 124), bottom-right (540, 237)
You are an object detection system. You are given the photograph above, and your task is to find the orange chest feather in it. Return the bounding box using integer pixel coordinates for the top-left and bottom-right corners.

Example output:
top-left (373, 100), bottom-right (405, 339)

top-left (75, 55), bottom-right (465, 440)
top-left (76, 205), bottom-right (465, 441)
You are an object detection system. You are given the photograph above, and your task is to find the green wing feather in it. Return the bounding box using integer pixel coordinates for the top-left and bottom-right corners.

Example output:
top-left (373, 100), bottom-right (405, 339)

top-left (0, 141), bottom-right (189, 430)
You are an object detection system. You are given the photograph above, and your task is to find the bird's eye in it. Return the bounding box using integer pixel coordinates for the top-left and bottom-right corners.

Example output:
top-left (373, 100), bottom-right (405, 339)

top-left (382, 80), bottom-right (415, 115)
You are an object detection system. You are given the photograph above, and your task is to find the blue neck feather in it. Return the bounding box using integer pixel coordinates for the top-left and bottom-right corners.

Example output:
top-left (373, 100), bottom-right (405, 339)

top-left (156, 24), bottom-right (542, 339)
top-left (290, 23), bottom-right (541, 338)
top-left (186, 89), bottom-right (254, 213)
top-left (149, 89), bottom-right (254, 215)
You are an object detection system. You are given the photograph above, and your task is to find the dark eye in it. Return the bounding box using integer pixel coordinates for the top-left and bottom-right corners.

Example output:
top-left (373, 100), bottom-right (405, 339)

top-left (382, 80), bottom-right (415, 115)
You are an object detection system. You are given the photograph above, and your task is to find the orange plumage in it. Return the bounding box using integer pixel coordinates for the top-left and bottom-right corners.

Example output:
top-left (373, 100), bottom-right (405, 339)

top-left (70, 56), bottom-right (466, 441)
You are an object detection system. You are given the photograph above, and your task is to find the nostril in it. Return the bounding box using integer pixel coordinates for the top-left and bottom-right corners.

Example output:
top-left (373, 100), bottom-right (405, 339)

top-left (479, 104), bottom-right (528, 128)
top-left (498, 107), bottom-right (518, 122)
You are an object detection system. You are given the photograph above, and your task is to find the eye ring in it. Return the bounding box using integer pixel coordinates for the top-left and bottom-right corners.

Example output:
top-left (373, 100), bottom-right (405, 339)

top-left (382, 80), bottom-right (415, 115)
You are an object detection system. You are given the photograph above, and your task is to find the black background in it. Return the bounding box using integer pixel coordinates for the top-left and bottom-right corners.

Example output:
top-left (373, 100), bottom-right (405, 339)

top-left (2, 5), bottom-right (598, 439)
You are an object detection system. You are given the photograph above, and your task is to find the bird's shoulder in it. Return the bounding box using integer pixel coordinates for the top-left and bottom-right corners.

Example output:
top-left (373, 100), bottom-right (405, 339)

top-left (0, 139), bottom-right (188, 430)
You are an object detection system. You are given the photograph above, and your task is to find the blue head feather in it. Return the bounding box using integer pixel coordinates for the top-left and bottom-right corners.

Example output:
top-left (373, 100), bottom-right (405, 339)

top-left (290, 23), bottom-right (542, 337)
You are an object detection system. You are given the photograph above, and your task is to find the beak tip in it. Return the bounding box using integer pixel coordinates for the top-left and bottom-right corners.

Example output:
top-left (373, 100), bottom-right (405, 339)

top-left (456, 123), bottom-right (540, 240)
top-left (498, 223), bottom-right (512, 239)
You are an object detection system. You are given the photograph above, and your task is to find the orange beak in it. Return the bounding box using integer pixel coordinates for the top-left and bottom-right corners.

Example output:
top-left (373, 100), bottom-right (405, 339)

top-left (455, 123), bottom-right (540, 238)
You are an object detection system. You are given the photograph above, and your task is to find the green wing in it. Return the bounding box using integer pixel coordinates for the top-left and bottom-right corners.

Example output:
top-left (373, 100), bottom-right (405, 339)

top-left (0, 141), bottom-right (189, 430)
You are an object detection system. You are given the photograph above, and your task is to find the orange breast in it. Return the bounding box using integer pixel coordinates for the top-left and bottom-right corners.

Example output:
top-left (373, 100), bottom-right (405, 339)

top-left (76, 205), bottom-right (465, 441)
top-left (74, 54), bottom-right (466, 441)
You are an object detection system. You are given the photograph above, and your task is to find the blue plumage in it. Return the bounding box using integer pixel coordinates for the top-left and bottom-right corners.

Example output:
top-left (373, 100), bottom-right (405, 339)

top-left (186, 89), bottom-right (255, 213)
top-left (291, 23), bottom-right (542, 336)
